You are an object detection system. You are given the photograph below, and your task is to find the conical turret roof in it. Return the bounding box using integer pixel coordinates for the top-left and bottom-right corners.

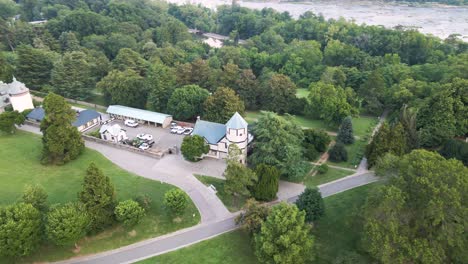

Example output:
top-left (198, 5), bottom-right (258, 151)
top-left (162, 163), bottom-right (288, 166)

top-left (226, 112), bottom-right (248, 129)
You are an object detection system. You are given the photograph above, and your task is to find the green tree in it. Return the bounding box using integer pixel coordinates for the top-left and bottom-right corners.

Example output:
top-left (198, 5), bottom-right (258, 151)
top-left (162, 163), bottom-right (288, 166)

top-left (235, 199), bottom-right (271, 235)
top-left (58, 31), bottom-right (80, 52)
top-left (254, 203), bottom-right (314, 264)
top-left (167, 85), bottom-right (210, 121)
top-left (306, 82), bottom-right (357, 126)
top-left (22, 184), bottom-right (48, 212)
top-left (203, 87), bottom-right (245, 124)
top-left (46, 203), bottom-right (90, 246)
top-left (40, 93), bottom-right (84, 164)
top-left (176, 59), bottom-right (217, 92)
top-left (366, 122), bottom-right (407, 168)
top-left (337, 116), bottom-right (354, 144)
top-left (260, 73), bottom-right (296, 114)
top-left (359, 70), bottom-right (386, 113)
top-left (78, 163), bottom-right (116, 232)
top-left (303, 129), bottom-right (331, 153)
top-left (328, 142), bottom-right (348, 162)
top-left (112, 48), bottom-right (149, 77)
top-left (235, 69), bottom-right (260, 110)
top-left (224, 161), bottom-right (257, 199)
top-left (252, 164), bottom-right (280, 201)
top-left (250, 112), bottom-right (309, 180)
top-left (146, 63), bottom-right (176, 113)
top-left (295, 187), bottom-right (325, 222)
top-left (439, 139), bottom-right (468, 166)
top-left (0, 203), bottom-right (41, 257)
top-left (181, 135), bottom-right (209, 162)
top-left (51, 51), bottom-right (95, 100)
top-left (114, 200), bottom-right (145, 227)
top-left (362, 150), bottom-right (468, 264)
top-left (163, 189), bottom-right (188, 215)
top-left (97, 69), bottom-right (147, 108)
top-left (0, 111), bottom-right (25, 134)
top-left (0, 52), bottom-right (13, 82)
top-left (15, 45), bottom-right (57, 89)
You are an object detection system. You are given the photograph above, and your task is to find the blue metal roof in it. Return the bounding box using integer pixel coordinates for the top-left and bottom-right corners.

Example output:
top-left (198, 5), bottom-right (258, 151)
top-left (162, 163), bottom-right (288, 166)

top-left (107, 105), bottom-right (171, 124)
top-left (226, 112), bottom-right (248, 129)
top-left (72, 109), bottom-right (101, 127)
top-left (26, 107), bottom-right (45, 121)
top-left (192, 120), bottom-right (226, 144)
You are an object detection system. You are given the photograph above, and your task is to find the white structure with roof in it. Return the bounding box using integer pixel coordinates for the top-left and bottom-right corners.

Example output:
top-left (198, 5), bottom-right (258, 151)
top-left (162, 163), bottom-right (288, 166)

top-left (106, 105), bottom-right (173, 128)
top-left (99, 124), bottom-right (127, 143)
top-left (0, 77), bottom-right (34, 113)
top-left (192, 112), bottom-right (251, 163)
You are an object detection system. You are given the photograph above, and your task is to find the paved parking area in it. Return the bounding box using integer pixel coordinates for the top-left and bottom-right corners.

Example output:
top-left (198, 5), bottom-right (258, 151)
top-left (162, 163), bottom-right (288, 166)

top-left (110, 120), bottom-right (185, 150)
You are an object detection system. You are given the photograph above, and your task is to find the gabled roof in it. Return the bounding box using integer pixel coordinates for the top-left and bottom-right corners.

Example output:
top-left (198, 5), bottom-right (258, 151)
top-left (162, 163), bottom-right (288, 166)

top-left (99, 124), bottom-right (123, 136)
top-left (192, 120), bottom-right (226, 144)
top-left (72, 109), bottom-right (100, 127)
top-left (226, 112), bottom-right (248, 129)
top-left (26, 107), bottom-right (45, 121)
top-left (107, 105), bottom-right (171, 124)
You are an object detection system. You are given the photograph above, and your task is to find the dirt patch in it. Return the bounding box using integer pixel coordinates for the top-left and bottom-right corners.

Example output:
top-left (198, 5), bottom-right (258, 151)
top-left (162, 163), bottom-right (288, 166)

top-left (173, 217), bottom-right (182, 223)
top-left (128, 230), bottom-right (137, 237)
top-left (72, 244), bottom-right (81, 254)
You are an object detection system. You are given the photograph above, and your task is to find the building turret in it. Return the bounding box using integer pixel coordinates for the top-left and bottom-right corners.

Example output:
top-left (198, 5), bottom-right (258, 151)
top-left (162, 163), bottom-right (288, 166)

top-left (7, 77), bottom-right (34, 112)
top-left (225, 112), bottom-right (248, 163)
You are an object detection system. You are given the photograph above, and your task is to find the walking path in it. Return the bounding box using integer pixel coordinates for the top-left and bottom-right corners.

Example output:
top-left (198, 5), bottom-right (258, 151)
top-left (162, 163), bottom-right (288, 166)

top-left (310, 162), bottom-right (357, 172)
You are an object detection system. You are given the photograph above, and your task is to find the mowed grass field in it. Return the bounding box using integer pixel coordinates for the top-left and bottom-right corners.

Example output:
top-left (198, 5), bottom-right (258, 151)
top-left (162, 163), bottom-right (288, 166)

top-left (245, 111), bottom-right (377, 138)
top-left (195, 175), bottom-right (246, 212)
top-left (304, 167), bottom-right (354, 188)
top-left (0, 131), bottom-right (200, 263)
top-left (138, 184), bottom-right (377, 264)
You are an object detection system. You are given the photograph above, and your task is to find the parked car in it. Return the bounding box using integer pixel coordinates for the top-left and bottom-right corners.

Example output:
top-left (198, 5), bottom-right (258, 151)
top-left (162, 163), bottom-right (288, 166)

top-left (183, 128), bottom-right (193, 135)
top-left (124, 119), bottom-right (139, 127)
top-left (176, 127), bottom-right (186, 135)
top-left (137, 133), bottom-right (153, 141)
top-left (139, 142), bottom-right (151, 150)
top-left (171, 126), bottom-right (182, 134)
top-left (170, 122), bottom-right (177, 128)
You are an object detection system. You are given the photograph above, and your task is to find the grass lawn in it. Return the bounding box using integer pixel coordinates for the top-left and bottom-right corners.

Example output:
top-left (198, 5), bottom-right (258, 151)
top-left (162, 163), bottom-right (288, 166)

top-left (245, 111), bottom-right (377, 138)
top-left (313, 184), bottom-right (376, 263)
top-left (195, 175), bottom-right (246, 212)
top-left (139, 184), bottom-right (377, 264)
top-left (296, 88), bottom-right (310, 98)
top-left (304, 167), bottom-right (353, 188)
top-left (137, 230), bottom-right (257, 264)
top-left (328, 139), bottom-right (367, 169)
top-left (0, 131), bottom-right (200, 263)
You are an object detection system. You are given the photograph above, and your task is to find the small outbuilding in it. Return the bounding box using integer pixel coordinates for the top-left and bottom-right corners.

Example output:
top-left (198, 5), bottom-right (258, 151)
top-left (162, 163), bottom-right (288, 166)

top-left (106, 105), bottom-right (173, 128)
top-left (99, 124), bottom-right (127, 143)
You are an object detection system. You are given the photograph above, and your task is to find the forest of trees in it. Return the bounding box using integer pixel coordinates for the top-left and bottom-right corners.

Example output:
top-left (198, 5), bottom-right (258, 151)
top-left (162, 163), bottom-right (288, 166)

top-left (0, 0), bottom-right (466, 157)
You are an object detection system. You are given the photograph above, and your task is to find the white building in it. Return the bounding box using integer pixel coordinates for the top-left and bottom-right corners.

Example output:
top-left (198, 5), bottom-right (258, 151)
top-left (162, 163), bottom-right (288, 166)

top-left (106, 105), bottom-right (173, 128)
top-left (0, 77), bottom-right (34, 113)
top-left (99, 124), bottom-right (127, 143)
top-left (192, 112), bottom-right (252, 164)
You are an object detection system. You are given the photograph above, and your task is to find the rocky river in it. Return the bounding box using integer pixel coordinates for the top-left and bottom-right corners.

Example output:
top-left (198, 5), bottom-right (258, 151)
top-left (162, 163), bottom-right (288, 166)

top-left (166, 0), bottom-right (468, 41)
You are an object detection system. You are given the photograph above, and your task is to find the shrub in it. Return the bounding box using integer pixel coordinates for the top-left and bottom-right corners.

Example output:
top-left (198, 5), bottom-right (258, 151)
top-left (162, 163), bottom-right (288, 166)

top-left (22, 184), bottom-right (48, 212)
top-left (303, 129), bottom-right (331, 152)
top-left (304, 143), bottom-right (319, 161)
top-left (329, 142), bottom-right (348, 162)
top-left (135, 194), bottom-right (152, 210)
top-left (317, 164), bottom-right (329, 174)
top-left (295, 188), bottom-right (325, 222)
top-left (181, 135), bottom-right (209, 162)
top-left (252, 164), bottom-right (280, 201)
top-left (46, 203), bottom-right (90, 246)
top-left (114, 200), bottom-right (145, 227)
top-left (164, 189), bottom-right (188, 215)
top-left (88, 130), bottom-right (101, 138)
top-left (439, 139), bottom-right (468, 166)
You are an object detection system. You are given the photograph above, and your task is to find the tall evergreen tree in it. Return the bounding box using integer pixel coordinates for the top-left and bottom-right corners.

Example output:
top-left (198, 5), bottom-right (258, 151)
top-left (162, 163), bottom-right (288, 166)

top-left (16, 45), bottom-right (57, 89)
top-left (252, 164), bottom-right (280, 201)
top-left (295, 187), bottom-right (325, 222)
top-left (337, 116), bottom-right (354, 144)
top-left (78, 163), bottom-right (116, 232)
top-left (40, 93), bottom-right (84, 164)
top-left (51, 51), bottom-right (94, 100)
top-left (366, 122), bottom-right (407, 168)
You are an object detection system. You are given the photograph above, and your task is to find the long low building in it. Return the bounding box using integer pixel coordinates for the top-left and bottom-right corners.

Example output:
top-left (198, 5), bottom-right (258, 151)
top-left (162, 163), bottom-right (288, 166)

top-left (106, 105), bottom-right (173, 128)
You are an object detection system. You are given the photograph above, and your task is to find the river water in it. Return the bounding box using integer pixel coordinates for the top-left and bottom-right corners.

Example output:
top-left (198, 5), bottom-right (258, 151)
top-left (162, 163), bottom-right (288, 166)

top-left (166, 0), bottom-right (468, 41)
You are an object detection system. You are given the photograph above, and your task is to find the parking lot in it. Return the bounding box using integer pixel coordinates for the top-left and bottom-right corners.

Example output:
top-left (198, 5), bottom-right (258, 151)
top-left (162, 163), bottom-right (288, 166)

top-left (109, 120), bottom-right (186, 150)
